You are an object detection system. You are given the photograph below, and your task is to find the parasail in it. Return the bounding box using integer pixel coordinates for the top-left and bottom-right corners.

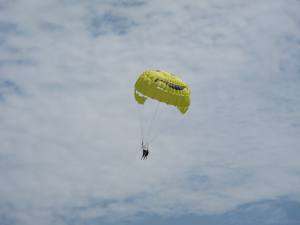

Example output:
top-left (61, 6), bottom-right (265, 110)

top-left (134, 70), bottom-right (191, 148)
top-left (134, 70), bottom-right (191, 113)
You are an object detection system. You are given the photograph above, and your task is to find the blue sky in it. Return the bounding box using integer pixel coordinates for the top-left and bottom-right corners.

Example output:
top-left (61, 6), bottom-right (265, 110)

top-left (0, 0), bottom-right (300, 225)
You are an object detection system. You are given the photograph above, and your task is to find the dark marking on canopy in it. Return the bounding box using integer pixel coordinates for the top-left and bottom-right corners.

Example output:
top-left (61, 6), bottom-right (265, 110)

top-left (154, 78), bottom-right (185, 90)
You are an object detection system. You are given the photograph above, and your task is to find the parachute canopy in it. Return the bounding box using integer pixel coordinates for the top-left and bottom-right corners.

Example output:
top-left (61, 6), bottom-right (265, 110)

top-left (134, 70), bottom-right (191, 113)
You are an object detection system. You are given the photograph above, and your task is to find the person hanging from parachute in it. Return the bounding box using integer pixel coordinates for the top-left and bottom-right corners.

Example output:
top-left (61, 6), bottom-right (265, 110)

top-left (134, 70), bottom-right (191, 160)
top-left (141, 141), bottom-right (149, 160)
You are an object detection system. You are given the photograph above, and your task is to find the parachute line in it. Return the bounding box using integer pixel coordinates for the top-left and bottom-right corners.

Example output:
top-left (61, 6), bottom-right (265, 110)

top-left (148, 104), bottom-right (165, 144)
top-left (145, 101), bottom-right (160, 145)
top-left (137, 104), bottom-right (144, 143)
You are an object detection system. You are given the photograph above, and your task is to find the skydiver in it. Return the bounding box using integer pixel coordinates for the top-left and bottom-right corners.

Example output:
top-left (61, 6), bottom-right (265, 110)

top-left (141, 141), bottom-right (149, 160)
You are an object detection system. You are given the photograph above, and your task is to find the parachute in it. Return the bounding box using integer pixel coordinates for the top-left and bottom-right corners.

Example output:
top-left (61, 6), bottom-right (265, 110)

top-left (134, 70), bottom-right (191, 146)
top-left (134, 70), bottom-right (191, 113)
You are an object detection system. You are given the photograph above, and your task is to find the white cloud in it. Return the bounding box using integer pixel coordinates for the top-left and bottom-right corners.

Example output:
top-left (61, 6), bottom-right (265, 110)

top-left (0, 0), bottom-right (300, 224)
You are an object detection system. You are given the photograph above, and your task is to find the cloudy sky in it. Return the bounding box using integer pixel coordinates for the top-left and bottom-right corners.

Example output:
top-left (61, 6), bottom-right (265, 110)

top-left (1, 0), bottom-right (300, 224)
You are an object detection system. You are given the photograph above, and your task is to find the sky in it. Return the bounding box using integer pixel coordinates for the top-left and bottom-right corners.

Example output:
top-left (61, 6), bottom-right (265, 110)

top-left (0, 0), bottom-right (300, 225)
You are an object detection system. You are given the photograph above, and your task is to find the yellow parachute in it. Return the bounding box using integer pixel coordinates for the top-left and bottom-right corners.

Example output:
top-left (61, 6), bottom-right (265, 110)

top-left (134, 70), bottom-right (191, 113)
